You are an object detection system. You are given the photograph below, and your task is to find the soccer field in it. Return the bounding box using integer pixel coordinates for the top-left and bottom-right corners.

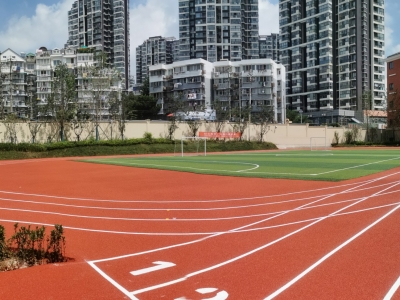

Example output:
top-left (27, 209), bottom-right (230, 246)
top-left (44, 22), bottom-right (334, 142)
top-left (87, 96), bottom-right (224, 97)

top-left (82, 149), bottom-right (400, 181)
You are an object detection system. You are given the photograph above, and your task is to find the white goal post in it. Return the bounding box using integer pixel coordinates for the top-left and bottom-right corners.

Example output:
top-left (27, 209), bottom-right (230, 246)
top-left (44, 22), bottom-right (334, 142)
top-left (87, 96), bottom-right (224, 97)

top-left (180, 136), bottom-right (207, 157)
top-left (310, 137), bottom-right (327, 151)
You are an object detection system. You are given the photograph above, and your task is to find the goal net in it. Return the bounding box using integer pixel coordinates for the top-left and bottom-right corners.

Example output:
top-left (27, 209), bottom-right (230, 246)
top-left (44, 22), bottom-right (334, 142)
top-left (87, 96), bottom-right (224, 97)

top-left (178, 136), bottom-right (207, 157)
top-left (310, 137), bottom-right (327, 151)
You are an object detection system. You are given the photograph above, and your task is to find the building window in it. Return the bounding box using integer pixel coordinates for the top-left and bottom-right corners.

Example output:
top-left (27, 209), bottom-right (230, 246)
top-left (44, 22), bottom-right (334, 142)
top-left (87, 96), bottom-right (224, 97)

top-left (389, 62), bottom-right (394, 69)
top-left (389, 83), bottom-right (394, 90)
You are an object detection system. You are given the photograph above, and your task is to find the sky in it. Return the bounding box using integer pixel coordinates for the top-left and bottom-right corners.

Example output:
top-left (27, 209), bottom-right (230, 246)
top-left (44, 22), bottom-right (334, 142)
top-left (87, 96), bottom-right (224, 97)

top-left (0, 0), bottom-right (399, 76)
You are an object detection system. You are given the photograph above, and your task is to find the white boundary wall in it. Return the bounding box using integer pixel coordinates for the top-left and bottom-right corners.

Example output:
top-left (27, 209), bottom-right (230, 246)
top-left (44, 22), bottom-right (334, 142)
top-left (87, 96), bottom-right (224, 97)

top-left (0, 121), bottom-right (366, 149)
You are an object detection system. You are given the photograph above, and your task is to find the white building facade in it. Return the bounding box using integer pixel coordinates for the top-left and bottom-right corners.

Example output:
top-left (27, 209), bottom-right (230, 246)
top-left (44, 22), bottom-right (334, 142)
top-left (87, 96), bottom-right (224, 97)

top-left (212, 59), bottom-right (286, 124)
top-left (0, 49), bottom-right (30, 118)
top-left (149, 58), bottom-right (286, 124)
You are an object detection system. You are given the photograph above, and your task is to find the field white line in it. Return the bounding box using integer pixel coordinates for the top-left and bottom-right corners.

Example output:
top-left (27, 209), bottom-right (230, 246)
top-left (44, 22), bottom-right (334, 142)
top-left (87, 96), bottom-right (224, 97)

top-left (236, 163), bottom-right (259, 172)
top-left (0, 176), bottom-right (387, 203)
top-left (130, 181), bottom-right (400, 296)
top-left (264, 204), bottom-right (400, 300)
top-left (97, 158), bottom-right (260, 173)
top-left (102, 153), bottom-right (400, 177)
top-left (384, 276), bottom-right (400, 300)
top-left (275, 154), bottom-right (333, 157)
top-left (88, 170), bottom-right (396, 266)
top-left (2, 189), bottom-right (400, 225)
top-left (314, 156), bottom-right (400, 176)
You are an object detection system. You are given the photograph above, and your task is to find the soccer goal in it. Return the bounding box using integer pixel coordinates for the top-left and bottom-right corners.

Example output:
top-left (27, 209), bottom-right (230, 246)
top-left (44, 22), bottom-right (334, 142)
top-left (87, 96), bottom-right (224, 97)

top-left (179, 136), bottom-right (207, 157)
top-left (310, 137), bottom-right (327, 151)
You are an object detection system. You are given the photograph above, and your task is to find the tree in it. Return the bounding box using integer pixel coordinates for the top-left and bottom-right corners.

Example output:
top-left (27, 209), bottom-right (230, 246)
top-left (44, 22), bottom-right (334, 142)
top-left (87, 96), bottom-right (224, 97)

top-left (2, 114), bottom-right (20, 143)
top-left (361, 90), bottom-right (374, 142)
top-left (286, 109), bottom-right (309, 124)
top-left (212, 98), bottom-right (230, 135)
top-left (108, 89), bottom-right (126, 140)
top-left (124, 93), bottom-right (160, 120)
top-left (253, 105), bottom-right (275, 142)
top-left (231, 104), bottom-right (251, 141)
top-left (27, 121), bottom-right (42, 143)
top-left (141, 76), bottom-right (150, 96)
top-left (45, 64), bottom-right (77, 141)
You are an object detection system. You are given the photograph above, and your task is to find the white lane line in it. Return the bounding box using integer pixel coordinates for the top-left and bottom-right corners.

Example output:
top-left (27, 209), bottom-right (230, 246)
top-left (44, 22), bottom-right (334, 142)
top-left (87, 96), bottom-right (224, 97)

top-left (87, 261), bottom-right (138, 300)
top-left (264, 204), bottom-right (400, 300)
top-left (0, 181), bottom-right (396, 214)
top-left (0, 177), bottom-right (386, 203)
top-left (87, 172), bottom-right (399, 263)
top-left (384, 276), bottom-right (400, 300)
top-left (1, 189), bottom-right (400, 225)
top-left (129, 181), bottom-right (400, 296)
top-left (1, 201), bottom-right (399, 237)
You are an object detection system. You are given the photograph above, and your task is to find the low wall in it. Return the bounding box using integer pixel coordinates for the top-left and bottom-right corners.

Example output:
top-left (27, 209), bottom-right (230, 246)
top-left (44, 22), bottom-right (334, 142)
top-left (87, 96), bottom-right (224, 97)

top-left (0, 121), bottom-right (366, 149)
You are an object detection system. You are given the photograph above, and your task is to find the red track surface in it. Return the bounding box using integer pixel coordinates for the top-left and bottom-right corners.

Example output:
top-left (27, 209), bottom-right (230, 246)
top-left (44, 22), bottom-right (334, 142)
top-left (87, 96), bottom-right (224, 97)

top-left (0, 156), bottom-right (399, 300)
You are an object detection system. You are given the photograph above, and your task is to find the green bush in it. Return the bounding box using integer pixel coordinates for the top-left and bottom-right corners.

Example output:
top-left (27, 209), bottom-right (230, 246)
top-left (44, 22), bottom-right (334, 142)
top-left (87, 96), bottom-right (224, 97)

top-left (1, 223), bottom-right (67, 270)
top-left (0, 139), bottom-right (277, 160)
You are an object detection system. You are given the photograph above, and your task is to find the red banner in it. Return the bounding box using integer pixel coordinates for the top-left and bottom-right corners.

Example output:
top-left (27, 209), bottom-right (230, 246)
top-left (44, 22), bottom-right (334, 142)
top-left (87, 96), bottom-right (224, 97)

top-left (199, 132), bottom-right (241, 138)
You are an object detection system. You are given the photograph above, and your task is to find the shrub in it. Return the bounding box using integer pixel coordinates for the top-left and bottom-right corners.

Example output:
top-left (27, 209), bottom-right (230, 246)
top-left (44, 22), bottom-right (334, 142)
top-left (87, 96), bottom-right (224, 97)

top-left (333, 131), bottom-right (340, 145)
top-left (46, 224), bottom-right (66, 263)
top-left (1, 223), bottom-right (67, 269)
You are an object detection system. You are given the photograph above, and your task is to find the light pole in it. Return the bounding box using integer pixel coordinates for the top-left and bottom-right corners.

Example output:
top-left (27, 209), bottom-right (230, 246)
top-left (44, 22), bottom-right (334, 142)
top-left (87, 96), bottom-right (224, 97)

top-left (299, 109), bottom-right (303, 124)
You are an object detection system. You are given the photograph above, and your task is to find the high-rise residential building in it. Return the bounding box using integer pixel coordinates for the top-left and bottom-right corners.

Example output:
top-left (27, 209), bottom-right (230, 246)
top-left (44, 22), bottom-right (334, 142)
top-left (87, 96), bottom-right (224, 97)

top-left (178, 0), bottom-right (259, 63)
top-left (279, 0), bottom-right (385, 123)
top-left (259, 34), bottom-right (280, 62)
top-left (0, 49), bottom-right (30, 119)
top-left (135, 36), bottom-right (178, 85)
top-left (148, 58), bottom-right (286, 123)
top-left (66, 0), bottom-right (130, 89)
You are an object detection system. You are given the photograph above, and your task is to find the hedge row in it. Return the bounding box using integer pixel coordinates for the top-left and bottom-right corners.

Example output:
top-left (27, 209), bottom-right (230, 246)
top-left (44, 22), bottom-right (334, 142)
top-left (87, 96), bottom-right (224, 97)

top-left (0, 139), bottom-right (278, 160)
top-left (0, 138), bottom-right (175, 152)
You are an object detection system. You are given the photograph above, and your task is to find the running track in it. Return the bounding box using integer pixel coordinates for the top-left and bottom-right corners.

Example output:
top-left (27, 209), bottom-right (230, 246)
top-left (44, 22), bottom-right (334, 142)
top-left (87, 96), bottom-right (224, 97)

top-left (0, 156), bottom-right (399, 299)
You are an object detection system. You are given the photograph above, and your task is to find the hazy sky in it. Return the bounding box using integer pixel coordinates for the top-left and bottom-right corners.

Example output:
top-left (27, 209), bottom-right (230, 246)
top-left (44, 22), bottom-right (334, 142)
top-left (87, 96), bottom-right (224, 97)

top-left (0, 0), bottom-right (398, 73)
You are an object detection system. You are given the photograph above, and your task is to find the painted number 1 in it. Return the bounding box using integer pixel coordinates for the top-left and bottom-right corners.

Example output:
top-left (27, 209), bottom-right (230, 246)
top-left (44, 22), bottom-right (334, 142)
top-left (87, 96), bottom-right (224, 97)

top-left (130, 261), bottom-right (176, 276)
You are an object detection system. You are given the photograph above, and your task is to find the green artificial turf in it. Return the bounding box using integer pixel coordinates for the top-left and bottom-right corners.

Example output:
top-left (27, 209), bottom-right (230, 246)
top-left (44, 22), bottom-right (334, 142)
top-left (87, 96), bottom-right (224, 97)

top-left (82, 149), bottom-right (400, 181)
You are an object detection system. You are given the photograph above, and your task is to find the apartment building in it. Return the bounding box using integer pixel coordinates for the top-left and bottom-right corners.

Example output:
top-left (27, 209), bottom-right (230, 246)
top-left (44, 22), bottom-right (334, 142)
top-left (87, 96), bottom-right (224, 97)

top-left (178, 0), bottom-right (259, 62)
top-left (386, 52), bottom-right (400, 127)
top-left (212, 59), bottom-right (286, 123)
top-left (35, 46), bottom-right (121, 120)
top-left (149, 59), bottom-right (214, 114)
top-left (259, 34), bottom-right (280, 62)
top-left (66, 0), bottom-right (130, 89)
top-left (279, 0), bottom-right (385, 123)
top-left (0, 49), bottom-right (30, 118)
top-left (136, 36), bottom-right (179, 85)
top-left (149, 58), bottom-right (286, 123)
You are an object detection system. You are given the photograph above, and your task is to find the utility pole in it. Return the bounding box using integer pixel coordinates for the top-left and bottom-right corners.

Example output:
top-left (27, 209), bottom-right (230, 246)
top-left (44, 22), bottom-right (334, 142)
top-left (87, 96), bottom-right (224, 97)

top-left (8, 57), bottom-right (14, 115)
top-left (248, 69), bottom-right (254, 141)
